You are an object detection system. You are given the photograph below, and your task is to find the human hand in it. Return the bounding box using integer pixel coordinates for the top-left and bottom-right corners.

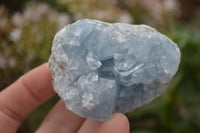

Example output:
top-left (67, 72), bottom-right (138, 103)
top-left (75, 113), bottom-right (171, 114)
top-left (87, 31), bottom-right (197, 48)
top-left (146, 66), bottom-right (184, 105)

top-left (0, 63), bottom-right (130, 133)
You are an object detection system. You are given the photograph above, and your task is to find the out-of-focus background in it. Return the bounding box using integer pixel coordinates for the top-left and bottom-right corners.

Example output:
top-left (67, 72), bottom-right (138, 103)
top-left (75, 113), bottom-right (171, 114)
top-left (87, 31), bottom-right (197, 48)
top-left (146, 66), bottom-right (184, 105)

top-left (0, 0), bottom-right (200, 132)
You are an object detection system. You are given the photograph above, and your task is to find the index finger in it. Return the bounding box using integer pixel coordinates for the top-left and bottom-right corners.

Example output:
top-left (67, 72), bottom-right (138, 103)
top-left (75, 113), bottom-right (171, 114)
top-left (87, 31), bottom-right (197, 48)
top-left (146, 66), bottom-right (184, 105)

top-left (0, 63), bottom-right (55, 132)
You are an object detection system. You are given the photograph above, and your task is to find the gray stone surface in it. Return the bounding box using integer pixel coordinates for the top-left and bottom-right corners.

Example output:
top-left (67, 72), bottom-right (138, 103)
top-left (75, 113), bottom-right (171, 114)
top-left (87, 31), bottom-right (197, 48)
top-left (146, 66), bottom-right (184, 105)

top-left (49, 19), bottom-right (181, 121)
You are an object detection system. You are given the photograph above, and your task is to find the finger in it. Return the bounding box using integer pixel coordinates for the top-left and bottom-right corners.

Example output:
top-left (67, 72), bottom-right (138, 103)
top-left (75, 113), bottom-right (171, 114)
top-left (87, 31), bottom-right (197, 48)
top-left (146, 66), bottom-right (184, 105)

top-left (36, 100), bottom-right (85, 133)
top-left (0, 63), bottom-right (55, 132)
top-left (98, 113), bottom-right (130, 133)
top-left (78, 119), bottom-right (103, 133)
top-left (78, 113), bottom-right (130, 133)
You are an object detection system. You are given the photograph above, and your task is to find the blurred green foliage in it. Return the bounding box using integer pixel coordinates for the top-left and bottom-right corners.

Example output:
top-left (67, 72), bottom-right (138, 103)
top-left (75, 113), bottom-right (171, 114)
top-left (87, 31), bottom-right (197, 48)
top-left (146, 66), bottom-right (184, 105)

top-left (0, 0), bottom-right (200, 133)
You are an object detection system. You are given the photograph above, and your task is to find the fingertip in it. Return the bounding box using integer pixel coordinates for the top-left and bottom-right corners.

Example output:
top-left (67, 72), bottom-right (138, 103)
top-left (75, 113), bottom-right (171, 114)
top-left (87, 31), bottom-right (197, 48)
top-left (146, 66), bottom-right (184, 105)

top-left (34, 63), bottom-right (51, 77)
top-left (115, 113), bottom-right (130, 132)
top-left (98, 113), bottom-right (130, 133)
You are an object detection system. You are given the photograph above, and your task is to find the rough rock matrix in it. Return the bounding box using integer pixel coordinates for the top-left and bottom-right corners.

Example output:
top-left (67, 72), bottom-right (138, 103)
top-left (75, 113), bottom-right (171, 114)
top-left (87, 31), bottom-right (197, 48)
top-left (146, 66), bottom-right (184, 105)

top-left (49, 19), bottom-right (181, 121)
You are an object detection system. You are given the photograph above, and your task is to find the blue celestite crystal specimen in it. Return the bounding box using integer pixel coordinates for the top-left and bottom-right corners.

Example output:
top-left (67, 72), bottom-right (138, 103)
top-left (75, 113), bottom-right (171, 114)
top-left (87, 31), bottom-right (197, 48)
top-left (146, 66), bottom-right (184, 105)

top-left (49, 19), bottom-right (181, 121)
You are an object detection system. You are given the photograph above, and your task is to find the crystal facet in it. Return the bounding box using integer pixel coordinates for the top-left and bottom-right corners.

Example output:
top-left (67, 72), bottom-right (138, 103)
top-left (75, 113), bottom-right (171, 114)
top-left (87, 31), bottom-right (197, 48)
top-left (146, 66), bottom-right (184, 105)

top-left (49, 19), bottom-right (181, 121)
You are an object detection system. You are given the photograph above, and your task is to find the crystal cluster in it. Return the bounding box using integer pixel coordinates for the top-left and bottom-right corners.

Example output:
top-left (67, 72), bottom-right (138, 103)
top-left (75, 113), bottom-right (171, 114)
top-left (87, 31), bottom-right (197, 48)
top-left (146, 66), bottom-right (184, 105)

top-left (49, 19), bottom-right (181, 121)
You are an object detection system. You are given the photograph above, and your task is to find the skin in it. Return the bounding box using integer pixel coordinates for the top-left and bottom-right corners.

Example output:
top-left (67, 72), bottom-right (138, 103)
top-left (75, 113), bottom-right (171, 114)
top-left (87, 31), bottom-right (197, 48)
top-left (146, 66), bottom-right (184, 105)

top-left (0, 63), bottom-right (130, 133)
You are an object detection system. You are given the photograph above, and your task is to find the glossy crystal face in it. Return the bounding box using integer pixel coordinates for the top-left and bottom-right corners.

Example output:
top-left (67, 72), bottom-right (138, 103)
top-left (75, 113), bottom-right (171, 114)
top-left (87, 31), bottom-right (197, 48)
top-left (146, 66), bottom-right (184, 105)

top-left (49, 19), bottom-right (181, 121)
